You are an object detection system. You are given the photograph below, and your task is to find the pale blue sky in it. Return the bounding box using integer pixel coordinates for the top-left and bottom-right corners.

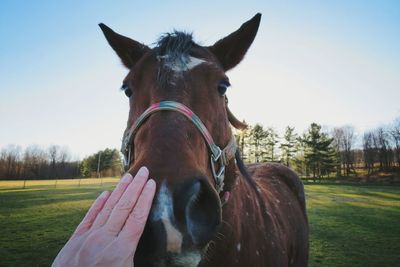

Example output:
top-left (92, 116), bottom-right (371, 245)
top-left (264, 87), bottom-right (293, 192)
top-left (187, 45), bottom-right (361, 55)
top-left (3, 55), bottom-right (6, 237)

top-left (0, 1), bottom-right (399, 159)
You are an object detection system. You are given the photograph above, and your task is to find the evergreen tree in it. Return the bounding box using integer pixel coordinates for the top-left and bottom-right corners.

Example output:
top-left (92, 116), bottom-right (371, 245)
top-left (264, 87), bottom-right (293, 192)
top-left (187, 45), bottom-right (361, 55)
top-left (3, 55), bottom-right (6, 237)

top-left (250, 124), bottom-right (268, 163)
top-left (280, 126), bottom-right (298, 167)
top-left (265, 127), bottom-right (279, 162)
top-left (234, 123), bottom-right (252, 162)
top-left (293, 136), bottom-right (307, 176)
top-left (302, 123), bottom-right (337, 180)
top-left (80, 148), bottom-right (123, 177)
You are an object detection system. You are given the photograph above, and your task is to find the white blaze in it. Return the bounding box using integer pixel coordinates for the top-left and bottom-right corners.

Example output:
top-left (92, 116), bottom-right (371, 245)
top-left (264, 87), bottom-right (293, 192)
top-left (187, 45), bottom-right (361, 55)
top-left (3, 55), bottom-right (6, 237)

top-left (185, 56), bottom-right (206, 70)
top-left (165, 56), bottom-right (206, 73)
top-left (151, 181), bottom-right (183, 253)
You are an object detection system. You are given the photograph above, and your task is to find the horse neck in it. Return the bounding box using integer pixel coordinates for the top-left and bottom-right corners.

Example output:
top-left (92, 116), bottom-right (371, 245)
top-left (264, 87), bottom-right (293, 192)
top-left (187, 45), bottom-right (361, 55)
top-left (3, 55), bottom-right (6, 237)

top-left (221, 163), bottom-right (267, 237)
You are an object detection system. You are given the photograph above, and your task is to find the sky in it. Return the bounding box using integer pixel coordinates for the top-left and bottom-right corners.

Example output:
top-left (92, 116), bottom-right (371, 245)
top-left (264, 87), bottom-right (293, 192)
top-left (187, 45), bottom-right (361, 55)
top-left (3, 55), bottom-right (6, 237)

top-left (0, 0), bottom-right (399, 159)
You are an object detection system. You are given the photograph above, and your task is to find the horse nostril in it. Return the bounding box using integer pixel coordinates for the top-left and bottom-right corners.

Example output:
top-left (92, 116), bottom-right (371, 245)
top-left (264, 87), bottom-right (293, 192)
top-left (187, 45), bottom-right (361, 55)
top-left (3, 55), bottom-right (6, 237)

top-left (177, 178), bottom-right (222, 247)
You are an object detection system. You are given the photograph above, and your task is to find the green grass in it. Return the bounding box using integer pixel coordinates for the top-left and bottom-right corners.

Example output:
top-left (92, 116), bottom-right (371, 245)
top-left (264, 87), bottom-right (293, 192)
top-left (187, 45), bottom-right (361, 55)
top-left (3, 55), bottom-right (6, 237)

top-left (306, 184), bottom-right (400, 267)
top-left (0, 183), bottom-right (117, 267)
top-left (0, 181), bottom-right (399, 267)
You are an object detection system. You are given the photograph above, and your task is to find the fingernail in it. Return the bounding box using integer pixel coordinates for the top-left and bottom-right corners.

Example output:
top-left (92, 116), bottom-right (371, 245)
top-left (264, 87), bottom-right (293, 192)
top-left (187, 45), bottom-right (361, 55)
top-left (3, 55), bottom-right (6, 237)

top-left (137, 166), bottom-right (149, 177)
top-left (145, 179), bottom-right (156, 190)
top-left (121, 173), bottom-right (133, 183)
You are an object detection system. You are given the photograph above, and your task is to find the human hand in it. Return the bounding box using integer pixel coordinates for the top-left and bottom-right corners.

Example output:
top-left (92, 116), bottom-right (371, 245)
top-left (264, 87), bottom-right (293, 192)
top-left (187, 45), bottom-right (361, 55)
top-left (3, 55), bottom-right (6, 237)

top-left (52, 167), bottom-right (156, 267)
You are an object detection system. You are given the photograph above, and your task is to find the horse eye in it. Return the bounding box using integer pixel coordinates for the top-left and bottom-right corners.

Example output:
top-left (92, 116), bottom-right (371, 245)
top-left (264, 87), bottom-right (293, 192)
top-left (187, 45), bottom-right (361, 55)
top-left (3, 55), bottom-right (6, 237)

top-left (121, 84), bottom-right (132, 98)
top-left (125, 89), bottom-right (133, 97)
top-left (217, 81), bottom-right (230, 96)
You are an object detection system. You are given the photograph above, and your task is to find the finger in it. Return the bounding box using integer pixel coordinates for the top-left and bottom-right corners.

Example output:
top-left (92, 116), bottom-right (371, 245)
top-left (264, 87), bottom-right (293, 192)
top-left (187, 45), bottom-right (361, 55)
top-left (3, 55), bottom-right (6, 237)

top-left (91, 173), bottom-right (133, 228)
top-left (105, 167), bottom-right (150, 233)
top-left (118, 179), bottom-right (156, 251)
top-left (72, 190), bottom-right (110, 237)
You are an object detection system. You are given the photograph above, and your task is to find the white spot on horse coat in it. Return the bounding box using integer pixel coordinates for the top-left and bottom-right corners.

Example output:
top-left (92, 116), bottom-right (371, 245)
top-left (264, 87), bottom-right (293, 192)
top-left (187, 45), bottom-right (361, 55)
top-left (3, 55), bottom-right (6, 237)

top-left (164, 56), bottom-right (205, 72)
top-left (237, 243), bottom-right (241, 251)
top-left (151, 181), bottom-right (183, 253)
top-left (185, 56), bottom-right (205, 70)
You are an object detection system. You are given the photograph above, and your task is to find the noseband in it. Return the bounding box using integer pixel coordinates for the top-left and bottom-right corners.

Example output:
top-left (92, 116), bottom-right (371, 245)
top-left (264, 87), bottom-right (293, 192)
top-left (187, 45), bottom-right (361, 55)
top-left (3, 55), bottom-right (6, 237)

top-left (121, 101), bottom-right (237, 193)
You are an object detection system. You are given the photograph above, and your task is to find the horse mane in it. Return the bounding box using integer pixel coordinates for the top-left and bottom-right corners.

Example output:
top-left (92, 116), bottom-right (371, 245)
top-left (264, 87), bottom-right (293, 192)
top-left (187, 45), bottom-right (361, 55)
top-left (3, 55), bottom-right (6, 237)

top-left (235, 150), bottom-right (257, 190)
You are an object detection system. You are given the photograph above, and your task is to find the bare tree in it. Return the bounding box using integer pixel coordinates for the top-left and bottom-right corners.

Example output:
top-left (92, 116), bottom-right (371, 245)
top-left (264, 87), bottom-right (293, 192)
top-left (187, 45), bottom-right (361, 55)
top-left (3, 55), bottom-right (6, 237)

top-left (58, 146), bottom-right (71, 178)
top-left (48, 145), bottom-right (60, 179)
top-left (23, 145), bottom-right (48, 179)
top-left (363, 132), bottom-right (375, 175)
top-left (332, 126), bottom-right (356, 176)
top-left (0, 145), bottom-right (22, 179)
top-left (373, 128), bottom-right (391, 170)
top-left (390, 117), bottom-right (400, 167)
top-left (332, 127), bottom-right (345, 176)
top-left (342, 126), bottom-right (356, 176)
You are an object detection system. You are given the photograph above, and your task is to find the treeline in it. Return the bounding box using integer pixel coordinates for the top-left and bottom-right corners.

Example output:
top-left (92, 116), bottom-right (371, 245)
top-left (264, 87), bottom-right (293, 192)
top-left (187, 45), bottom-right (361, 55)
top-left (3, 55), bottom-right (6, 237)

top-left (1, 117), bottom-right (399, 180)
top-left (235, 117), bottom-right (400, 179)
top-left (0, 146), bottom-right (123, 180)
top-left (0, 145), bottom-right (79, 180)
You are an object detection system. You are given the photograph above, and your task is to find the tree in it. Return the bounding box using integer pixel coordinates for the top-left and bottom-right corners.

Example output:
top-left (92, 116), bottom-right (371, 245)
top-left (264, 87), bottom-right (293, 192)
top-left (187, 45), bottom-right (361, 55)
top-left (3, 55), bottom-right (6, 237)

top-left (23, 145), bottom-right (48, 179)
top-left (302, 123), bottom-right (336, 180)
top-left (0, 145), bottom-right (22, 179)
top-left (280, 126), bottom-right (298, 167)
top-left (234, 123), bottom-right (252, 162)
top-left (48, 145), bottom-right (60, 179)
top-left (363, 131), bottom-right (375, 175)
top-left (373, 127), bottom-right (391, 170)
top-left (80, 148), bottom-right (123, 177)
top-left (332, 127), bottom-right (344, 176)
top-left (293, 137), bottom-right (307, 176)
top-left (390, 117), bottom-right (400, 167)
top-left (332, 126), bottom-right (356, 176)
top-left (265, 127), bottom-right (279, 162)
top-left (342, 126), bottom-right (356, 175)
top-left (250, 124), bottom-right (268, 163)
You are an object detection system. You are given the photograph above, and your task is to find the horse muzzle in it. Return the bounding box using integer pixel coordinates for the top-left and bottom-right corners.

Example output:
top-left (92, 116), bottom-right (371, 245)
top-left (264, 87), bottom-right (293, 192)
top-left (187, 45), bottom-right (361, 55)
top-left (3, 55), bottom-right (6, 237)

top-left (134, 176), bottom-right (221, 267)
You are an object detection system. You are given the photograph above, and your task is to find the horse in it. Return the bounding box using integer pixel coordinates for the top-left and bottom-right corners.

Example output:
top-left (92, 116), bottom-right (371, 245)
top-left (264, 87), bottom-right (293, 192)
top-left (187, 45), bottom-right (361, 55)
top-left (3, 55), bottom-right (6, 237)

top-left (99, 13), bottom-right (308, 267)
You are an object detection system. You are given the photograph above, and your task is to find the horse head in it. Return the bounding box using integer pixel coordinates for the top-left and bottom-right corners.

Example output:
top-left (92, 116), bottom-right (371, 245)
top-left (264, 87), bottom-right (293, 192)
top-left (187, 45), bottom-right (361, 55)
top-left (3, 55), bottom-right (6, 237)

top-left (100, 13), bottom-right (261, 267)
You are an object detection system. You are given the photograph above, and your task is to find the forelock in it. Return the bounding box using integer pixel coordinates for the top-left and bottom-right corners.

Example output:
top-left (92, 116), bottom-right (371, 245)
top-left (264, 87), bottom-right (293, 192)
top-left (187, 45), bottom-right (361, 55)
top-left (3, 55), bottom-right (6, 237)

top-left (154, 31), bottom-right (200, 86)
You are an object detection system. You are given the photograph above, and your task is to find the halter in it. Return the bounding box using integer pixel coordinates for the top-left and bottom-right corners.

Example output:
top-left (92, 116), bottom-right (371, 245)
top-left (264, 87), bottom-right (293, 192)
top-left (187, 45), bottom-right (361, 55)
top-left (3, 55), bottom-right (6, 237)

top-left (121, 101), bottom-right (237, 193)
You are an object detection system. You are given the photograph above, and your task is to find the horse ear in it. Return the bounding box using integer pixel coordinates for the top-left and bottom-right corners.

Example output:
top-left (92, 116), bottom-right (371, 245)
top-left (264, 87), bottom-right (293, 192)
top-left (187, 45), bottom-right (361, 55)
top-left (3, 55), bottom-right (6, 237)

top-left (208, 13), bottom-right (261, 71)
top-left (99, 23), bottom-right (150, 69)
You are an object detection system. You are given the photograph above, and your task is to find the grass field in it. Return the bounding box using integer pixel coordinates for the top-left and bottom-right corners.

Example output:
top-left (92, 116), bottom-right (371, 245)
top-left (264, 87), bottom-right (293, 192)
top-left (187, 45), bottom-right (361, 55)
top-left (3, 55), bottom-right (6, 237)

top-left (0, 180), bottom-right (399, 267)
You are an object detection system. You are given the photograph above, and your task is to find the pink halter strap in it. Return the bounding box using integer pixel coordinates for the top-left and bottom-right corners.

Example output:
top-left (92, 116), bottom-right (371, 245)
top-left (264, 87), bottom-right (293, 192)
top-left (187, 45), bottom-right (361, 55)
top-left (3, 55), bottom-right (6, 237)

top-left (121, 101), bottom-right (237, 193)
